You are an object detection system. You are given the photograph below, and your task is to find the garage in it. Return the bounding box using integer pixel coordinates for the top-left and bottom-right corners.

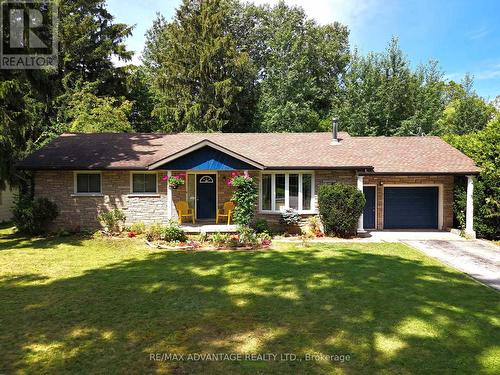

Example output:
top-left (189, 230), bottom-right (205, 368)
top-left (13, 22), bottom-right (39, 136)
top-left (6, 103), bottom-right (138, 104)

top-left (384, 187), bottom-right (439, 229)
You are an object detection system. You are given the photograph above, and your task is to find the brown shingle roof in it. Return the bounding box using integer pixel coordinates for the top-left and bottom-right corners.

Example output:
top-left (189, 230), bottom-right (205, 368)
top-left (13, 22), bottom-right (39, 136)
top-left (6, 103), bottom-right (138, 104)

top-left (16, 132), bottom-right (480, 174)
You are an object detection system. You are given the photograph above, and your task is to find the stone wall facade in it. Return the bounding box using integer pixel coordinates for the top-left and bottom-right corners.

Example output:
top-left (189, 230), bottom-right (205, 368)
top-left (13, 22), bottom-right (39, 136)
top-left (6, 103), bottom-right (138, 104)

top-left (34, 170), bottom-right (170, 231)
top-left (363, 175), bottom-right (454, 230)
top-left (34, 170), bottom-right (248, 230)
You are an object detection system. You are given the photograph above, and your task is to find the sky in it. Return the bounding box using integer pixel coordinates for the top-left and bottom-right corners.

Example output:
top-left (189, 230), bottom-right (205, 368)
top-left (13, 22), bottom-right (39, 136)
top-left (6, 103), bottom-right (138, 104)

top-left (107, 0), bottom-right (500, 100)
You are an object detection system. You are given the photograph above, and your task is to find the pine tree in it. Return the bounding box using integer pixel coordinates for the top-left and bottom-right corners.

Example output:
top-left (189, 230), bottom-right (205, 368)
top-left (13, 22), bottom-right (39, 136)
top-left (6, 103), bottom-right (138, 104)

top-left (144, 0), bottom-right (255, 132)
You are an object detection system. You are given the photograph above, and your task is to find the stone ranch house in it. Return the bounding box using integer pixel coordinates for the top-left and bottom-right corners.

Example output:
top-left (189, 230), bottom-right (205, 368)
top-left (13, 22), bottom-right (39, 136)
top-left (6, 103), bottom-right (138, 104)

top-left (17, 130), bottom-right (480, 236)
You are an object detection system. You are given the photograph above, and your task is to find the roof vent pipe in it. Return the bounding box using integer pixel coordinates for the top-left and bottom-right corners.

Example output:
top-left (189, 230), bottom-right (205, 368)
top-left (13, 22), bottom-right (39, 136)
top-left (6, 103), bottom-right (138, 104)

top-left (331, 117), bottom-right (339, 145)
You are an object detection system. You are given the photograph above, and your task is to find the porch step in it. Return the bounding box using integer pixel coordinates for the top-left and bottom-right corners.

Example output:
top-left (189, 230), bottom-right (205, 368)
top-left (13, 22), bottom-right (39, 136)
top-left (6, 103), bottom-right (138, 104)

top-left (180, 224), bottom-right (239, 233)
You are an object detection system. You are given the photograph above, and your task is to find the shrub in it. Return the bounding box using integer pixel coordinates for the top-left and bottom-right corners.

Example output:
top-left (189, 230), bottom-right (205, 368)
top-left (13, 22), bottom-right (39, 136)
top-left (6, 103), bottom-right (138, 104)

top-left (97, 209), bottom-right (126, 234)
top-left (13, 196), bottom-right (59, 235)
top-left (130, 222), bottom-right (146, 235)
top-left (318, 183), bottom-right (365, 238)
top-left (257, 232), bottom-right (272, 248)
top-left (229, 172), bottom-right (258, 226)
top-left (445, 119), bottom-right (500, 239)
top-left (305, 216), bottom-right (324, 237)
top-left (280, 208), bottom-right (301, 226)
top-left (238, 225), bottom-right (259, 247)
top-left (306, 215), bottom-right (321, 231)
top-left (253, 218), bottom-right (272, 234)
top-left (145, 223), bottom-right (163, 241)
top-left (300, 227), bottom-right (316, 246)
top-left (211, 232), bottom-right (230, 247)
top-left (161, 221), bottom-right (187, 242)
top-left (198, 231), bottom-right (209, 243)
top-left (228, 234), bottom-right (240, 247)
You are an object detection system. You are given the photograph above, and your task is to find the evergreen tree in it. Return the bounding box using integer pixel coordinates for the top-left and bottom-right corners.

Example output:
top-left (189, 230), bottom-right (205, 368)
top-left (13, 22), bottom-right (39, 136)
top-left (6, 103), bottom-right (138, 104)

top-left (144, 0), bottom-right (255, 132)
top-left (0, 0), bottom-right (132, 184)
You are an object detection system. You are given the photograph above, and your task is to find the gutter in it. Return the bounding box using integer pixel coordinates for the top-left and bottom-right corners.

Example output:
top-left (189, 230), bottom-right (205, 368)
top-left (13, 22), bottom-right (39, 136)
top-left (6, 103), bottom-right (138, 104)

top-left (358, 171), bottom-right (481, 176)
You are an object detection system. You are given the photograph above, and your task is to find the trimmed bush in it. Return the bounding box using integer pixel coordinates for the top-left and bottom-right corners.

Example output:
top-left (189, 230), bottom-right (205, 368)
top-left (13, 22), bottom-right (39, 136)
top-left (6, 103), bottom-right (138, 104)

top-left (318, 183), bottom-right (365, 238)
top-left (13, 196), bottom-right (59, 235)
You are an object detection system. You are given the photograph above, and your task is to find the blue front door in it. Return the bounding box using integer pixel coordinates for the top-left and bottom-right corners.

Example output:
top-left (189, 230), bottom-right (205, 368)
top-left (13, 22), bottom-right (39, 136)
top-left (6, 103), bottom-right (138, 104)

top-left (363, 186), bottom-right (376, 229)
top-left (196, 174), bottom-right (216, 219)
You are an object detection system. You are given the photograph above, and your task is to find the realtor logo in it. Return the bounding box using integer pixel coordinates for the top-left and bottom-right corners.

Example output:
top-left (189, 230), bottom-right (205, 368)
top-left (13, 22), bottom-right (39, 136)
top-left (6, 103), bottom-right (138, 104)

top-left (0, 0), bottom-right (58, 69)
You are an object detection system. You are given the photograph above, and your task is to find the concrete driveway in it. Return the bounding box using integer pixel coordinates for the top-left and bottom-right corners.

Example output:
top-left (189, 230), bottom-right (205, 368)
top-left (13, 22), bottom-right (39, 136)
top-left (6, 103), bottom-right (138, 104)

top-left (366, 230), bottom-right (465, 242)
top-left (405, 239), bottom-right (500, 291)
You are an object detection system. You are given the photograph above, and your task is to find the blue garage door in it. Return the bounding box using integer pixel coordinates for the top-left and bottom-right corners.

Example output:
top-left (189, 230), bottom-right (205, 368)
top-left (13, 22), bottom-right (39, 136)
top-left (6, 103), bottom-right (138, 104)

top-left (384, 187), bottom-right (439, 229)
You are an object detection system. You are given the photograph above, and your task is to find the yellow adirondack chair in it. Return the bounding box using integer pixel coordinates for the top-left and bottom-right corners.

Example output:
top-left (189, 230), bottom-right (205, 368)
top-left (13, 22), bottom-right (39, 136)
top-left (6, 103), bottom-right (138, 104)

top-left (176, 201), bottom-right (195, 224)
top-left (216, 201), bottom-right (235, 225)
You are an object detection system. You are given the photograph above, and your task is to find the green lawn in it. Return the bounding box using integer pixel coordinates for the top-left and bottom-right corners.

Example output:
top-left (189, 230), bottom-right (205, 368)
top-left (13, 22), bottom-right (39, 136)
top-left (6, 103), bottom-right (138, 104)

top-left (1, 224), bottom-right (499, 374)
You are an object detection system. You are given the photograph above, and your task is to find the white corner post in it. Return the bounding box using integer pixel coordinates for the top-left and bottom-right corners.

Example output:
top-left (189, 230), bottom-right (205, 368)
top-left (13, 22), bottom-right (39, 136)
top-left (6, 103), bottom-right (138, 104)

top-left (357, 175), bottom-right (366, 235)
top-left (465, 175), bottom-right (475, 238)
top-left (167, 170), bottom-right (173, 219)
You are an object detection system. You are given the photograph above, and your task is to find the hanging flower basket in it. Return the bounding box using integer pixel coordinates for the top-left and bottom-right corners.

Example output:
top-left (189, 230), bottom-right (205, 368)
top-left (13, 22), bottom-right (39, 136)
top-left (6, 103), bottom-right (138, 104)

top-left (163, 174), bottom-right (186, 189)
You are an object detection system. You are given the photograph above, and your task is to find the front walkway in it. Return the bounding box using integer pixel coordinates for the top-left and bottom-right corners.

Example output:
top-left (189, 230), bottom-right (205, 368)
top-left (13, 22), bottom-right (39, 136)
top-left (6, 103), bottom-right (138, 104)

top-left (405, 239), bottom-right (500, 291)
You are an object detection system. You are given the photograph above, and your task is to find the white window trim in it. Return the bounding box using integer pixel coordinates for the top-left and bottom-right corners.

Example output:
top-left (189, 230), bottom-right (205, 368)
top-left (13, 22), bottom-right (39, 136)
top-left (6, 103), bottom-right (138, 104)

top-left (259, 171), bottom-right (316, 214)
top-left (129, 171), bottom-right (159, 196)
top-left (73, 171), bottom-right (103, 196)
top-left (383, 184), bottom-right (444, 230)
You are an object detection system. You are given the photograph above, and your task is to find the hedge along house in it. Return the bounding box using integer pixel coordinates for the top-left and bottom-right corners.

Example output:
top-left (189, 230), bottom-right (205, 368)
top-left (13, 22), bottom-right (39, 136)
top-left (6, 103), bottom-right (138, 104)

top-left (17, 125), bottom-right (480, 236)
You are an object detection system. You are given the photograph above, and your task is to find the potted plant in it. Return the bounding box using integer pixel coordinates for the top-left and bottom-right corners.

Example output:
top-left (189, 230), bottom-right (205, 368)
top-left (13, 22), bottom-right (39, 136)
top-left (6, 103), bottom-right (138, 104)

top-left (163, 174), bottom-right (186, 189)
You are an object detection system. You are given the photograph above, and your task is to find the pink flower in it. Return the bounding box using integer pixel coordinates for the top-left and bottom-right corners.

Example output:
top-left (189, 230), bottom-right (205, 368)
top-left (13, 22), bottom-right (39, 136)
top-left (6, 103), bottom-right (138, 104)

top-left (227, 180), bottom-right (233, 187)
top-left (244, 171), bottom-right (249, 178)
top-left (231, 172), bottom-right (237, 177)
top-left (162, 176), bottom-right (168, 181)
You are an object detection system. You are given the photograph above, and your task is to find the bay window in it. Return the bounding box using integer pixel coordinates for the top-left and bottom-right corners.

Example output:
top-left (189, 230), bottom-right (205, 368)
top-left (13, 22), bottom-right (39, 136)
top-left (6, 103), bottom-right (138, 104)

top-left (260, 172), bottom-right (314, 212)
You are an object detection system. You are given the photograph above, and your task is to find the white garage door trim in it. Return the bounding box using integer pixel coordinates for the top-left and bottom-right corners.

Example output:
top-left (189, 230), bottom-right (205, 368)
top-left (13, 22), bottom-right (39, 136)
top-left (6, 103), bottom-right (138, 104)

top-left (383, 184), bottom-right (444, 230)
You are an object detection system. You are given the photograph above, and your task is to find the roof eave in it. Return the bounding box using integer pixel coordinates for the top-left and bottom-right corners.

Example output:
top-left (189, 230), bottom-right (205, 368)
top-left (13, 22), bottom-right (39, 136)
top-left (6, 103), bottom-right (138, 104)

top-left (264, 166), bottom-right (374, 171)
top-left (15, 165), bottom-right (150, 171)
top-left (359, 170), bottom-right (481, 176)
